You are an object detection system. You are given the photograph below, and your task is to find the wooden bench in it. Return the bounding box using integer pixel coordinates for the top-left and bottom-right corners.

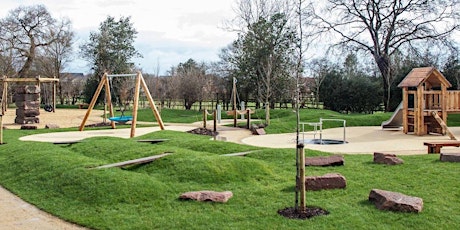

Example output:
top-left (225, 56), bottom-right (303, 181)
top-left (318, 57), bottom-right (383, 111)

top-left (423, 141), bottom-right (460, 154)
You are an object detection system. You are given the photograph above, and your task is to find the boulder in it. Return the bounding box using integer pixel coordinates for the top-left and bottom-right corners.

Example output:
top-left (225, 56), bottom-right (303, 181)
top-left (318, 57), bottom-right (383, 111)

top-left (373, 152), bottom-right (404, 165)
top-left (179, 191), bottom-right (233, 203)
top-left (368, 189), bottom-right (423, 213)
top-left (305, 155), bottom-right (344, 167)
top-left (305, 173), bottom-right (346, 191)
top-left (440, 153), bottom-right (460, 162)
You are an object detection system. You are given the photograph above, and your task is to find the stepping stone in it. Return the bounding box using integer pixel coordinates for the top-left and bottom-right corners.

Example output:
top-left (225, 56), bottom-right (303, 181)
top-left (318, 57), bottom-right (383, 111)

top-left (254, 128), bottom-right (266, 135)
top-left (305, 155), bottom-right (344, 167)
top-left (373, 152), bottom-right (404, 165)
top-left (440, 153), bottom-right (460, 162)
top-left (45, 124), bottom-right (60, 129)
top-left (369, 189), bottom-right (423, 213)
top-left (305, 173), bottom-right (346, 191)
top-left (179, 191), bottom-right (233, 203)
top-left (20, 125), bottom-right (37, 130)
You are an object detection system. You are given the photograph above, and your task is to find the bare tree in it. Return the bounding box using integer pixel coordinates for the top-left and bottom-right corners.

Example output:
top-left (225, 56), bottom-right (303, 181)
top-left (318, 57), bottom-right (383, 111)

top-left (310, 0), bottom-right (460, 111)
top-left (0, 5), bottom-right (73, 78)
top-left (35, 19), bottom-right (74, 104)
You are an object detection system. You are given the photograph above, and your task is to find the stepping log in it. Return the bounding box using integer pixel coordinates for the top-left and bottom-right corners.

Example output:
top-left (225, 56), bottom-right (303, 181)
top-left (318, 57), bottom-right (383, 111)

top-left (369, 189), bottom-right (423, 213)
top-left (440, 153), bottom-right (460, 162)
top-left (373, 152), bottom-right (404, 165)
top-left (136, 139), bottom-right (169, 144)
top-left (305, 173), bottom-right (346, 191)
top-left (305, 155), bottom-right (344, 167)
top-left (94, 152), bottom-right (171, 169)
top-left (179, 191), bottom-right (233, 203)
top-left (222, 150), bottom-right (259, 157)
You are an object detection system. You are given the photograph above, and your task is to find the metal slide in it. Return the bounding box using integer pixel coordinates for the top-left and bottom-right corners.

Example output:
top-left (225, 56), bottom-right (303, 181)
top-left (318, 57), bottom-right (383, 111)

top-left (381, 102), bottom-right (403, 129)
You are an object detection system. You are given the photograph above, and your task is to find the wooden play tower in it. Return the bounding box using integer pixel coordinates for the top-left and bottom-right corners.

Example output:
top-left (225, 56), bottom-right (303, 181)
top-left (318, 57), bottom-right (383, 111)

top-left (398, 67), bottom-right (459, 139)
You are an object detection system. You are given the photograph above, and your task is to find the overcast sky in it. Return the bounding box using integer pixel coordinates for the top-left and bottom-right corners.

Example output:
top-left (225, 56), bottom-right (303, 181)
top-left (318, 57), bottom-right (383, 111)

top-left (0, 0), bottom-right (237, 75)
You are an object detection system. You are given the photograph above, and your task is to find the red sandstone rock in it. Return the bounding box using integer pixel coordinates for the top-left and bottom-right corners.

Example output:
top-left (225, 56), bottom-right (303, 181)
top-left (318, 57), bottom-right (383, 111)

top-left (373, 152), bottom-right (404, 165)
top-left (179, 191), bottom-right (233, 203)
top-left (305, 173), bottom-right (346, 191)
top-left (305, 155), bottom-right (344, 166)
top-left (369, 189), bottom-right (423, 213)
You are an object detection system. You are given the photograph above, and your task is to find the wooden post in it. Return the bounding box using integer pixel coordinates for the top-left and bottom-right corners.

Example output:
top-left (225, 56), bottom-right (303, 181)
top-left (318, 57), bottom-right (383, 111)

top-left (441, 84), bottom-right (448, 132)
top-left (402, 88), bottom-right (408, 134)
top-left (0, 114), bottom-right (3, 145)
top-left (298, 143), bottom-right (306, 213)
top-left (246, 109), bottom-right (251, 129)
top-left (203, 109), bottom-right (207, 129)
top-left (416, 85), bottom-right (424, 135)
top-left (53, 76), bottom-right (57, 112)
top-left (79, 73), bottom-right (110, 131)
top-left (213, 110), bottom-right (217, 132)
top-left (139, 73), bottom-right (165, 130)
top-left (233, 77), bottom-right (237, 127)
top-left (130, 73), bottom-right (142, 138)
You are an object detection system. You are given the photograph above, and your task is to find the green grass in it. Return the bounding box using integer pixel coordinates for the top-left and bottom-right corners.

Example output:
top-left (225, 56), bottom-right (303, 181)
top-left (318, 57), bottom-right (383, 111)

top-left (0, 108), bottom-right (459, 229)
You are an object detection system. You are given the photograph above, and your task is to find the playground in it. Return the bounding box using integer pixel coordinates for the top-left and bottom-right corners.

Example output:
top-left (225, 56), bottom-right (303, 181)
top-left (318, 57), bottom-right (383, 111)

top-left (1, 68), bottom-right (460, 229)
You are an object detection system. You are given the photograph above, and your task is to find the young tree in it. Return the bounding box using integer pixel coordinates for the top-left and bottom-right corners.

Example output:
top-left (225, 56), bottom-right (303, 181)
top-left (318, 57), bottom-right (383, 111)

top-left (310, 0), bottom-right (460, 111)
top-left (226, 0), bottom-right (298, 124)
top-left (80, 16), bottom-right (141, 104)
top-left (0, 4), bottom-right (72, 77)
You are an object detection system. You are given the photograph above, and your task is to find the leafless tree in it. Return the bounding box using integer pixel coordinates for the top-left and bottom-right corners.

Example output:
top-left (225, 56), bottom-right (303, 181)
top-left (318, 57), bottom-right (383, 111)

top-left (310, 0), bottom-right (460, 111)
top-left (0, 5), bottom-right (73, 78)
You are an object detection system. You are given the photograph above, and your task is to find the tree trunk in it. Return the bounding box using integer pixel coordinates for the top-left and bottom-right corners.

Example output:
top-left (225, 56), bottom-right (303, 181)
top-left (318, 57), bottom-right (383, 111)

top-left (375, 55), bottom-right (392, 112)
top-left (18, 41), bottom-right (36, 78)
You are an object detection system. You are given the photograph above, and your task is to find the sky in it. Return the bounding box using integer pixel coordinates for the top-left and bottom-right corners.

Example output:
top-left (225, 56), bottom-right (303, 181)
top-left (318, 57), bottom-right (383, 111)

top-left (0, 0), bottom-right (238, 75)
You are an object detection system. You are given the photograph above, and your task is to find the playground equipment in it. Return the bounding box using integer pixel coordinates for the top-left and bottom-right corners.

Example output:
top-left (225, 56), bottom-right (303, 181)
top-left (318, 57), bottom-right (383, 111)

top-left (300, 118), bottom-right (347, 145)
top-left (0, 76), bottom-right (59, 114)
top-left (79, 72), bottom-right (164, 138)
top-left (397, 67), bottom-right (458, 139)
top-left (226, 77), bottom-right (255, 127)
top-left (381, 102), bottom-right (403, 129)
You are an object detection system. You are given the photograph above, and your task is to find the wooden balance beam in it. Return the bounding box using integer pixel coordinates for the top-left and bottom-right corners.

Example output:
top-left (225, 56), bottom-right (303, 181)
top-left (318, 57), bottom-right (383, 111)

top-left (423, 141), bottom-right (460, 154)
top-left (94, 152), bottom-right (171, 169)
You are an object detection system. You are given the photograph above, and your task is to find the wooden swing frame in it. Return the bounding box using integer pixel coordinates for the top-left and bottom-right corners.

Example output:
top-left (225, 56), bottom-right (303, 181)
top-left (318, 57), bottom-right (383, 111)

top-left (78, 71), bottom-right (164, 137)
top-left (0, 75), bottom-right (59, 114)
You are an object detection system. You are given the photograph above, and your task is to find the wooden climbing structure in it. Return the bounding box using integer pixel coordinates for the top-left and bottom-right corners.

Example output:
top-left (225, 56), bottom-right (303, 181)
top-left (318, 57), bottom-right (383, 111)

top-left (398, 67), bottom-right (459, 139)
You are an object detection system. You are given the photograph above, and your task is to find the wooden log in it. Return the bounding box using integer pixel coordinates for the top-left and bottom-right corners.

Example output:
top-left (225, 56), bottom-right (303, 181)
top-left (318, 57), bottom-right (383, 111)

top-left (94, 152), bottom-right (171, 169)
top-left (136, 139), bottom-right (169, 144)
top-left (222, 150), bottom-right (259, 157)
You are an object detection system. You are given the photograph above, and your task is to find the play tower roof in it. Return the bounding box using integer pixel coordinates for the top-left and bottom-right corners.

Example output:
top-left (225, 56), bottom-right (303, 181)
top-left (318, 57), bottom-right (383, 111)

top-left (397, 67), bottom-right (451, 88)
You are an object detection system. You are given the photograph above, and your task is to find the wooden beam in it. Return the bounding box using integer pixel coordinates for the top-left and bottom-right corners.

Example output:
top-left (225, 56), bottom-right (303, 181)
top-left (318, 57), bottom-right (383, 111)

top-left (94, 152), bottom-right (171, 169)
top-left (130, 72), bottom-right (142, 138)
top-left (139, 72), bottom-right (165, 130)
top-left (222, 150), bottom-right (259, 157)
top-left (136, 139), bottom-right (169, 144)
top-left (79, 73), bottom-right (109, 131)
top-left (0, 77), bottom-right (59, 83)
top-left (431, 111), bottom-right (457, 140)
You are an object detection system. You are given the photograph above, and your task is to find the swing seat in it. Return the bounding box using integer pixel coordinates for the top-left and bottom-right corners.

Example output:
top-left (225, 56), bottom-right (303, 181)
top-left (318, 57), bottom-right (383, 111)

top-left (109, 116), bottom-right (133, 124)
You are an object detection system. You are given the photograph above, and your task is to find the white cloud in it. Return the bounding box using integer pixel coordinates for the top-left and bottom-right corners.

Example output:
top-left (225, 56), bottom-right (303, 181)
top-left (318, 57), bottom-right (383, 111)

top-left (0, 0), bottom-right (237, 75)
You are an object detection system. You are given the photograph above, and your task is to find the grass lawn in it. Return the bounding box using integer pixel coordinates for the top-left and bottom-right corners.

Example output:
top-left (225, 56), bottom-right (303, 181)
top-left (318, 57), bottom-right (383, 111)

top-left (0, 109), bottom-right (459, 229)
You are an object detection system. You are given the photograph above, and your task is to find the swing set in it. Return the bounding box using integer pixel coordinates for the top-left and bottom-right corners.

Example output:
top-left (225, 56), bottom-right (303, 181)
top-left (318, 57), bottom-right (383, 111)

top-left (79, 71), bottom-right (164, 137)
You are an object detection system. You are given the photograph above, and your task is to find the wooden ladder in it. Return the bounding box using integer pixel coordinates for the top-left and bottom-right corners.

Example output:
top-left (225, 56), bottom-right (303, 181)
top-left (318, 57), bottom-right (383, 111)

top-left (431, 111), bottom-right (457, 140)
